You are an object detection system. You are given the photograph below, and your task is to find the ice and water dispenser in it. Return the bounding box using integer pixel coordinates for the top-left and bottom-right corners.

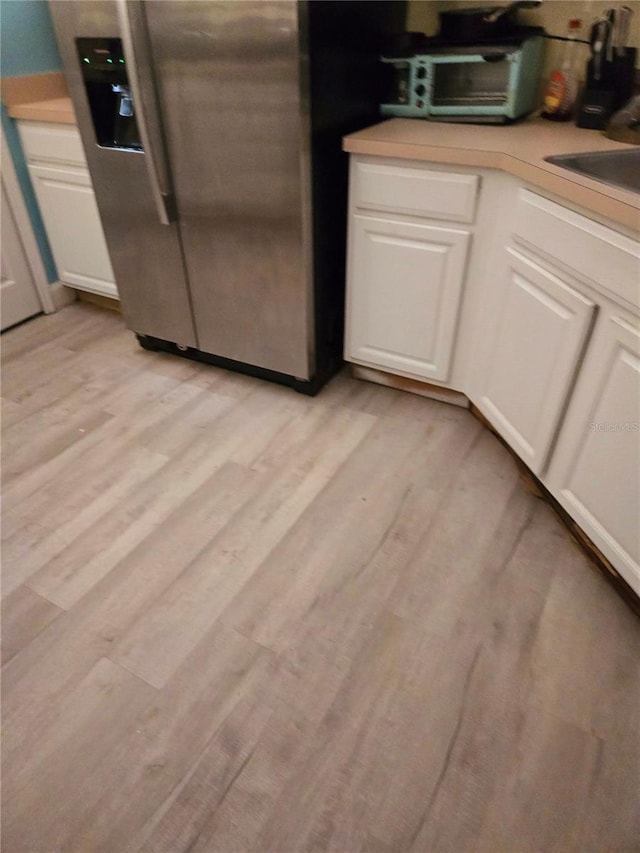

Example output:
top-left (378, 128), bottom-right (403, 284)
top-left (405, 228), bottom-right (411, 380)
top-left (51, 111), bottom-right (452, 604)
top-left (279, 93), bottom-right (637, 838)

top-left (76, 38), bottom-right (141, 150)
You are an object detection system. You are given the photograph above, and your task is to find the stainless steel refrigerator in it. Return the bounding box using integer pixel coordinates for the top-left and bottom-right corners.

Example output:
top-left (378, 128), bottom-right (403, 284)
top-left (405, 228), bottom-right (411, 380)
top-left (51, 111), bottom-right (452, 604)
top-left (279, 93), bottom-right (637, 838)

top-left (50, 0), bottom-right (405, 393)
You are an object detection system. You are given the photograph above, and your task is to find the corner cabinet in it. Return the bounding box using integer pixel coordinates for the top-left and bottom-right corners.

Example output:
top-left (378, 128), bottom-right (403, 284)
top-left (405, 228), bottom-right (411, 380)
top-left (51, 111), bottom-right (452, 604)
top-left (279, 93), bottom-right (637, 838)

top-left (343, 153), bottom-right (640, 595)
top-left (17, 121), bottom-right (118, 300)
top-left (473, 188), bottom-right (640, 590)
top-left (345, 157), bottom-right (478, 384)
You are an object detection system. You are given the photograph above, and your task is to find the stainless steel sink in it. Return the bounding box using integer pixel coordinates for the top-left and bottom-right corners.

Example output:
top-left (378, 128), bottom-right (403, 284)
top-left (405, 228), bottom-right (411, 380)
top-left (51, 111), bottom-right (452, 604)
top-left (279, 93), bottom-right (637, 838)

top-left (544, 148), bottom-right (640, 194)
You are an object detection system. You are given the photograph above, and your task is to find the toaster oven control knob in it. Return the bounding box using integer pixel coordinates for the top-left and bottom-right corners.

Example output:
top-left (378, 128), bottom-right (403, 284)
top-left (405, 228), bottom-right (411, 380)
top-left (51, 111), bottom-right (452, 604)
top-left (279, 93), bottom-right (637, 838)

top-left (415, 84), bottom-right (426, 97)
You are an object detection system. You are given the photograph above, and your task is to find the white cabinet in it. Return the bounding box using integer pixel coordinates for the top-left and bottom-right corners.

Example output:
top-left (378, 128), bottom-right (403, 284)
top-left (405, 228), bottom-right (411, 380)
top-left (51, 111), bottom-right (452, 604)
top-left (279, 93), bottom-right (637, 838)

top-left (17, 121), bottom-right (117, 300)
top-left (473, 246), bottom-right (596, 474)
top-left (545, 310), bottom-right (640, 593)
top-left (345, 157), bottom-right (477, 384)
top-left (347, 215), bottom-right (470, 382)
top-left (28, 164), bottom-right (115, 295)
top-left (511, 189), bottom-right (640, 308)
top-left (477, 188), bottom-right (640, 592)
top-left (344, 152), bottom-right (640, 593)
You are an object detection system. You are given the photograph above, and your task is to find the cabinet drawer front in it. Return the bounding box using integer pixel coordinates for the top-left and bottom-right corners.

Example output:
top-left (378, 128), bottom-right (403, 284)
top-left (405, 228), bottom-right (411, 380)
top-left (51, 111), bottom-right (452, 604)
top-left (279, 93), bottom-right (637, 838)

top-left (352, 159), bottom-right (479, 223)
top-left (476, 247), bottom-right (596, 474)
top-left (18, 121), bottom-right (87, 167)
top-left (512, 189), bottom-right (640, 307)
top-left (345, 215), bottom-right (470, 382)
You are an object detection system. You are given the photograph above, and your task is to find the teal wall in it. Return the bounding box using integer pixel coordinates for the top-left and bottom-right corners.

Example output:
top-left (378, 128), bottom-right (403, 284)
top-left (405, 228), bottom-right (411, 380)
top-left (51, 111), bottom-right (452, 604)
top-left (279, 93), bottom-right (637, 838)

top-left (1, 0), bottom-right (62, 283)
top-left (1, 0), bottom-right (62, 76)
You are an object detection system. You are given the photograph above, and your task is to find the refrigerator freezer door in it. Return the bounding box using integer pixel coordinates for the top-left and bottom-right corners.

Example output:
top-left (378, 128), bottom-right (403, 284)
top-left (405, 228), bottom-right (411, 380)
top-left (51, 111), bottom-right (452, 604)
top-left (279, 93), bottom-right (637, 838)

top-left (49, 0), bottom-right (197, 347)
top-left (145, 1), bottom-right (313, 379)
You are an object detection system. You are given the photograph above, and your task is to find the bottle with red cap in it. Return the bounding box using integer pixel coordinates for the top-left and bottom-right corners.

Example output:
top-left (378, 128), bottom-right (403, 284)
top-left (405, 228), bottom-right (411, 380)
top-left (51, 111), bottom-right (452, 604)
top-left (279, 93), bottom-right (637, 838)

top-left (542, 18), bottom-right (582, 121)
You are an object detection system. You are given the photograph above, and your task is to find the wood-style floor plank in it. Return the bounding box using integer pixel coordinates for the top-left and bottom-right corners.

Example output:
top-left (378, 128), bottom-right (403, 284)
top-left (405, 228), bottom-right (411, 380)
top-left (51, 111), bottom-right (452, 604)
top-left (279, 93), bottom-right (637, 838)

top-left (111, 403), bottom-right (377, 687)
top-left (0, 584), bottom-right (64, 665)
top-left (1, 657), bottom-right (158, 853)
top-left (2, 445), bottom-right (168, 598)
top-left (2, 303), bottom-right (639, 853)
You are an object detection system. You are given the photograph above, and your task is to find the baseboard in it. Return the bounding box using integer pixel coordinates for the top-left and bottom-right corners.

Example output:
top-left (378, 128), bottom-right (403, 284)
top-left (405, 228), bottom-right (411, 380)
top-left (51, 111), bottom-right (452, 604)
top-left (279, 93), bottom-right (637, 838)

top-left (351, 364), bottom-right (469, 408)
top-left (77, 290), bottom-right (121, 313)
top-left (49, 281), bottom-right (77, 311)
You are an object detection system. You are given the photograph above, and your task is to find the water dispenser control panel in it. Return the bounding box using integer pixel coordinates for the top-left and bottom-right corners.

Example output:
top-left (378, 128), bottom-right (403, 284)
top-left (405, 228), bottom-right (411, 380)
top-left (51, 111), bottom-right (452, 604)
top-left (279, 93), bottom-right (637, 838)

top-left (76, 38), bottom-right (142, 150)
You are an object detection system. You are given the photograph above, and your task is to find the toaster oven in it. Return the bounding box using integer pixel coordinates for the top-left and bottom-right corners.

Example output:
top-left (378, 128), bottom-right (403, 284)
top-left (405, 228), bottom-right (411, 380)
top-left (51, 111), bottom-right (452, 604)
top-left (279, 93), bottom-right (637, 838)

top-left (381, 35), bottom-right (545, 123)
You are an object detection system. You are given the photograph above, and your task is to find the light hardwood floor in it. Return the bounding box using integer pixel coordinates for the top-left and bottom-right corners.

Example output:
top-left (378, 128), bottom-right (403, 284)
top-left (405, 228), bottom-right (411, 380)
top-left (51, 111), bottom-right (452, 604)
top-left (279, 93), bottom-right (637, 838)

top-left (2, 302), bottom-right (639, 853)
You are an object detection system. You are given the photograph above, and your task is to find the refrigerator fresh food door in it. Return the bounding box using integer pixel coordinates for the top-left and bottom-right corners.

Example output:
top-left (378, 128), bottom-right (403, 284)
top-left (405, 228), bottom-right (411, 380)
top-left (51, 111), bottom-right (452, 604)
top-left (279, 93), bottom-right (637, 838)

top-left (145, 1), bottom-right (313, 379)
top-left (49, 0), bottom-right (197, 347)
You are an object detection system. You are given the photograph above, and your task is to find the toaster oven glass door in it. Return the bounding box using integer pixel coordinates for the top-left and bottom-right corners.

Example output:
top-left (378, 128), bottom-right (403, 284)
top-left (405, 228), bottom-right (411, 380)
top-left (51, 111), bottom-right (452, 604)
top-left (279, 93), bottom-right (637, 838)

top-left (430, 54), bottom-right (513, 113)
top-left (381, 58), bottom-right (412, 107)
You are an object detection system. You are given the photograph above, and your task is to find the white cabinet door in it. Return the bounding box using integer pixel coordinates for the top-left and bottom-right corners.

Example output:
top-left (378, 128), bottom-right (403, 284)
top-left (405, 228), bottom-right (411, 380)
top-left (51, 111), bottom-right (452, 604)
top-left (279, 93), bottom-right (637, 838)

top-left (1, 182), bottom-right (42, 330)
top-left (474, 247), bottom-right (596, 474)
top-left (545, 312), bottom-right (640, 593)
top-left (28, 163), bottom-right (117, 299)
top-left (345, 215), bottom-right (470, 382)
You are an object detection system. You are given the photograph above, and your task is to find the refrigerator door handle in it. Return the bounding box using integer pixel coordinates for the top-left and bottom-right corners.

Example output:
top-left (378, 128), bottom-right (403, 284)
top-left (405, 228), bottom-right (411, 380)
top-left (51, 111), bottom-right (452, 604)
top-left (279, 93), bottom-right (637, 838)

top-left (116, 0), bottom-right (175, 225)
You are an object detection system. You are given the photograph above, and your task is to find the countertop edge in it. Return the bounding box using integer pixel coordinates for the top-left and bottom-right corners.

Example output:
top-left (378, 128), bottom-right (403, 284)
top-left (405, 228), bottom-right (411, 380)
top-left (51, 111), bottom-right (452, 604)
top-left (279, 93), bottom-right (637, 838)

top-left (1, 73), bottom-right (75, 125)
top-left (7, 99), bottom-right (77, 125)
top-left (343, 120), bottom-right (640, 233)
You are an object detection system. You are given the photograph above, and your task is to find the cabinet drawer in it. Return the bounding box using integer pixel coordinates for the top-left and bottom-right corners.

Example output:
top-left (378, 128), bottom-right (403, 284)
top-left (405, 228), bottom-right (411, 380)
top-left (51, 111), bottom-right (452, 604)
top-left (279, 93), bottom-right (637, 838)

top-left (352, 158), bottom-right (479, 223)
top-left (17, 121), bottom-right (87, 167)
top-left (512, 189), bottom-right (640, 307)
